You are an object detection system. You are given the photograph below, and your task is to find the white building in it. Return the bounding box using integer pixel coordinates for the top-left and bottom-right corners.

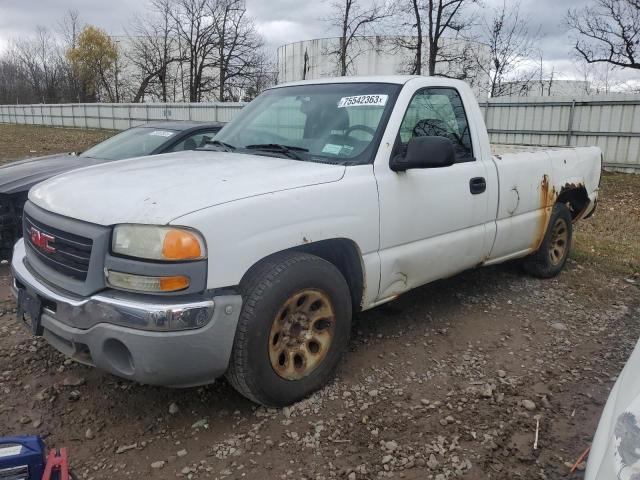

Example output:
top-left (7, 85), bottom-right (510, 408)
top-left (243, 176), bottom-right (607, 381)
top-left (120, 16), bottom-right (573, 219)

top-left (277, 36), bottom-right (491, 95)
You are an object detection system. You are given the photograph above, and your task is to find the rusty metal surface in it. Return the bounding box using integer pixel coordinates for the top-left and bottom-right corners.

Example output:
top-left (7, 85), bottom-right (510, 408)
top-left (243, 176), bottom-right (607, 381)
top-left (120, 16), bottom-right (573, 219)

top-left (268, 288), bottom-right (335, 381)
top-left (532, 174), bottom-right (557, 251)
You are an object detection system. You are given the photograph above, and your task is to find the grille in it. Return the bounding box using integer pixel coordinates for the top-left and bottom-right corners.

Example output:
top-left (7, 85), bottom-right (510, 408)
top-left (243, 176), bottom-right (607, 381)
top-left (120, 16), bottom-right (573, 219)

top-left (23, 214), bottom-right (93, 281)
top-left (0, 465), bottom-right (29, 480)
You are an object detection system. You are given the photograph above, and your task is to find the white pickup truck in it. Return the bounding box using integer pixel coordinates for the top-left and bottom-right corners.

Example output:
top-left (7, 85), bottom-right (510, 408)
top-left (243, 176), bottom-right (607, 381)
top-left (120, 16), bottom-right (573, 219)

top-left (10, 76), bottom-right (601, 406)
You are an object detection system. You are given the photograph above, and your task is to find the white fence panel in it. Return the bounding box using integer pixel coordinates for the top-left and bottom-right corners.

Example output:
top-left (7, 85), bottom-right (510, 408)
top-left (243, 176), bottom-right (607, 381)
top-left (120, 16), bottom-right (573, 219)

top-left (482, 94), bottom-right (640, 172)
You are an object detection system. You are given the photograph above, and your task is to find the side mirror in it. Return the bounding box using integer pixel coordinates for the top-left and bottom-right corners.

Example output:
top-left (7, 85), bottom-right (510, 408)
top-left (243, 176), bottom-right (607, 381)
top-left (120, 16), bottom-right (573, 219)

top-left (390, 136), bottom-right (456, 172)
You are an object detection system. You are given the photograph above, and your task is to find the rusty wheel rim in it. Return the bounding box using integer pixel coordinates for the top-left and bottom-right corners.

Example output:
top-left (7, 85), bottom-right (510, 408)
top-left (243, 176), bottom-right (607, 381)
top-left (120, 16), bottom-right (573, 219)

top-left (268, 289), bottom-right (336, 380)
top-left (549, 218), bottom-right (569, 265)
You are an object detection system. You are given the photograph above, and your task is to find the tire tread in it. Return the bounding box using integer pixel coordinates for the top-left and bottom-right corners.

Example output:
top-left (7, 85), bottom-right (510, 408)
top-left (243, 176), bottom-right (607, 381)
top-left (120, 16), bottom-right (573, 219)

top-left (523, 203), bottom-right (573, 278)
top-left (226, 252), bottom-right (346, 405)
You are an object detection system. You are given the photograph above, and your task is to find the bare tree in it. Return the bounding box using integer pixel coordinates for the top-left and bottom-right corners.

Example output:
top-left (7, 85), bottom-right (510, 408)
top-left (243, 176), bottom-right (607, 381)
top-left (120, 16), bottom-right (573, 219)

top-left (127, 0), bottom-right (182, 102)
top-left (12, 26), bottom-right (62, 103)
top-left (324, 0), bottom-right (392, 76)
top-left (425, 0), bottom-right (478, 76)
top-left (574, 58), bottom-right (625, 93)
top-left (392, 0), bottom-right (479, 77)
top-left (107, 41), bottom-right (127, 102)
top-left (477, 1), bottom-right (539, 97)
top-left (242, 54), bottom-right (278, 101)
top-left (386, 1), bottom-right (423, 75)
top-left (0, 56), bottom-right (33, 104)
top-left (211, 0), bottom-right (265, 101)
top-left (0, 13), bottom-right (89, 104)
top-left (57, 9), bottom-right (84, 101)
top-left (399, 0), bottom-right (424, 75)
top-left (58, 9), bottom-right (82, 50)
top-left (171, 0), bottom-right (219, 101)
top-left (566, 0), bottom-right (640, 71)
top-left (534, 51), bottom-right (554, 96)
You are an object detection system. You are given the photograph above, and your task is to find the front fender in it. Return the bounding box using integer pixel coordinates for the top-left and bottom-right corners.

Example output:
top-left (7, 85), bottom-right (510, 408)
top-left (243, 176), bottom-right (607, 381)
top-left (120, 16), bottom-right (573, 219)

top-left (171, 165), bottom-right (380, 305)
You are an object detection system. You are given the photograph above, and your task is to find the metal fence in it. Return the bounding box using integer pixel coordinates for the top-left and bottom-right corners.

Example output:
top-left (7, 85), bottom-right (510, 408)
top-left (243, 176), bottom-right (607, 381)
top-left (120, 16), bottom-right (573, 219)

top-left (0, 102), bottom-right (244, 130)
top-left (1, 94), bottom-right (639, 172)
top-left (481, 94), bottom-right (640, 172)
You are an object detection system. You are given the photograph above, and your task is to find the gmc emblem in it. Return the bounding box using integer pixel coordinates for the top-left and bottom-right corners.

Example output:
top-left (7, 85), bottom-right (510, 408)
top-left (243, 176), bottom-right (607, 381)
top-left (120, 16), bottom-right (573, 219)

top-left (29, 227), bottom-right (56, 253)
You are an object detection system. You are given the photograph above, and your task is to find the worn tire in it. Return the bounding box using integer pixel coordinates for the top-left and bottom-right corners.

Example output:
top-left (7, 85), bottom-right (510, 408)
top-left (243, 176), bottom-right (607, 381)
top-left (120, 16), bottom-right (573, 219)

top-left (226, 251), bottom-right (352, 406)
top-left (523, 203), bottom-right (573, 278)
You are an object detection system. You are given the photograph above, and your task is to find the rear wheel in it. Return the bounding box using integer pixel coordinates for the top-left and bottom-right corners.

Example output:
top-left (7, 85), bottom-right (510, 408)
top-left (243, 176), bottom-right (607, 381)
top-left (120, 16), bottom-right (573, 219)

top-left (524, 203), bottom-right (573, 278)
top-left (226, 252), bottom-right (352, 406)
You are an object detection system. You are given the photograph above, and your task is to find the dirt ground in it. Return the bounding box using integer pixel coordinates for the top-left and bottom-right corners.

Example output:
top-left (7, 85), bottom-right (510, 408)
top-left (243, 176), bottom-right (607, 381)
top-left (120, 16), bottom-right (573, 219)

top-left (0, 125), bottom-right (639, 480)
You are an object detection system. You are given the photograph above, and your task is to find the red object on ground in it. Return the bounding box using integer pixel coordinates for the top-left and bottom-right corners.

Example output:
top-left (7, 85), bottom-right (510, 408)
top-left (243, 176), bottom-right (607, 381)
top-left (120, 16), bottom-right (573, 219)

top-left (42, 448), bottom-right (70, 480)
top-left (570, 446), bottom-right (591, 473)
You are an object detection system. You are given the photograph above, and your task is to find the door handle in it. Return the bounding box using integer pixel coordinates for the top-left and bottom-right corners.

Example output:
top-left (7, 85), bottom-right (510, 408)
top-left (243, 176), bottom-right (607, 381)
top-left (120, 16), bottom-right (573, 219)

top-left (469, 177), bottom-right (486, 194)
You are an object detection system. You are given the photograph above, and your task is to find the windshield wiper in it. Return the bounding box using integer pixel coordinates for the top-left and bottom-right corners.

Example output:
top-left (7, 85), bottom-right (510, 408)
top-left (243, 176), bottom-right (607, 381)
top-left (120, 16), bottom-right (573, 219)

top-left (245, 143), bottom-right (308, 160)
top-left (204, 139), bottom-right (236, 152)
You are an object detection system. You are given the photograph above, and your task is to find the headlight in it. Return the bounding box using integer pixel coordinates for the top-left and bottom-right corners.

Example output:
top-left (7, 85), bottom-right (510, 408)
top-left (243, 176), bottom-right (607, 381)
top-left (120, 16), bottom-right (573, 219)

top-left (112, 225), bottom-right (206, 261)
top-left (106, 270), bottom-right (190, 293)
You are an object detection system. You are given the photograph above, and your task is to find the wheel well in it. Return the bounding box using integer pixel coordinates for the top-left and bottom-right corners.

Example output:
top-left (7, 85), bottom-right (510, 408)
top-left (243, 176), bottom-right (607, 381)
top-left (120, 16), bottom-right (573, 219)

top-left (241, 239), bottom-right (365, 313)
top-left (291, 238), bottom-right (365, 312)
top-left (557, 185), bottom-right (590, 220)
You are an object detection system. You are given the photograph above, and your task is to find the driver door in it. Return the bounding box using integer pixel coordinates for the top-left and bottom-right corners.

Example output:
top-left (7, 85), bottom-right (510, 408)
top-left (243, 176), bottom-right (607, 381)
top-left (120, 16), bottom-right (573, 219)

top-left (374, 86), bottom-right (494, 301)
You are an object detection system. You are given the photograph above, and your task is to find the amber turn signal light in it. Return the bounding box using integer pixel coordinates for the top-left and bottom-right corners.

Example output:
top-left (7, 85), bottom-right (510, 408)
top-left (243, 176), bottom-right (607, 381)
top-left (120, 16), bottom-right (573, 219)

top-left (162, 230), bottom-right (203, 260)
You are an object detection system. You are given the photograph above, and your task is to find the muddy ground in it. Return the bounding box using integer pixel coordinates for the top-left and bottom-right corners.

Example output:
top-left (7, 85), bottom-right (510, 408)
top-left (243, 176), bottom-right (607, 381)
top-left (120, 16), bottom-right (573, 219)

top-left (0, 125), bottom-right (639, 480)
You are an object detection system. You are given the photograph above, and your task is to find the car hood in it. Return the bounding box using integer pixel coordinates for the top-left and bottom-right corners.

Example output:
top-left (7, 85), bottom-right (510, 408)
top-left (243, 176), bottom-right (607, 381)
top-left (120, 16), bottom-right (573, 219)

top-left (29, 150), bottom-right (346, 225)
top-left (586, 334), bottom-right (640, 480)
top-left (0, 153), bottom-right (105, 195)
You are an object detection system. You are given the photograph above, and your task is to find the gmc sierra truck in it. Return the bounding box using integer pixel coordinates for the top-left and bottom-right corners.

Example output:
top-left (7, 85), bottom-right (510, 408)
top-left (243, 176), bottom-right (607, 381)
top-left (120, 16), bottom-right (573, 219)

top-left (10, 76), bottom-right (601, 406)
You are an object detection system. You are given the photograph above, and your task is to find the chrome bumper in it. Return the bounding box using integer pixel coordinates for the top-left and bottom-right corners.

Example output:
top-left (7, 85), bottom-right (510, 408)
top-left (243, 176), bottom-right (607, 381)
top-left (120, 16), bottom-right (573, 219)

top-left (10, 239), bottom-right (242, 387)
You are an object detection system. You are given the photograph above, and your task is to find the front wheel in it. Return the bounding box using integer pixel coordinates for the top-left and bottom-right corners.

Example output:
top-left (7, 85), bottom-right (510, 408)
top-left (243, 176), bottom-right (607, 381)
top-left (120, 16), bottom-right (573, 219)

top-left (226, 252), bottom-right (352, 406)
top-left (523, 203), bottom-right (573, 278)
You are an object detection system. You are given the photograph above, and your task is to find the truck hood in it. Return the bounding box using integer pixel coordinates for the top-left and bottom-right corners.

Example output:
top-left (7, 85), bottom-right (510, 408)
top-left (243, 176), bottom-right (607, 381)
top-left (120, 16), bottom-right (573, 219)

top-left (0, 153), bottom-right (106, 195)
top-left (29, 151), bottom-right (346, 225)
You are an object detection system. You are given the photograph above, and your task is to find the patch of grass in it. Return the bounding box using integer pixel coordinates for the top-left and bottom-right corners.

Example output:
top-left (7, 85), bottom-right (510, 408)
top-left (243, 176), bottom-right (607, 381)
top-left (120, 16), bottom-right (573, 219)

top-left (572, 172), bottom-right (640, 276)
top-left (0, 124), bottom-right (114, 165)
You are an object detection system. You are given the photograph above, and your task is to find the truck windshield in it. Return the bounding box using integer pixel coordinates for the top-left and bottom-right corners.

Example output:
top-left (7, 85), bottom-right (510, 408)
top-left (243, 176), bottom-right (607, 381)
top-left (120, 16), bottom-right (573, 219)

top-left (80, 127), bottom-right (178, 160)
top-left (212, 83), bottom-right (401, 165)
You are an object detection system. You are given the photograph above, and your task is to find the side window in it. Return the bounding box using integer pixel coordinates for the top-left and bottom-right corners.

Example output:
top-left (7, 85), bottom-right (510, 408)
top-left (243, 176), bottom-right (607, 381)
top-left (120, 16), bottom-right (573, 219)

top-left (167, 130), bottom-right (219, 152)
top-left (397, 88), bottom-right (474, 163)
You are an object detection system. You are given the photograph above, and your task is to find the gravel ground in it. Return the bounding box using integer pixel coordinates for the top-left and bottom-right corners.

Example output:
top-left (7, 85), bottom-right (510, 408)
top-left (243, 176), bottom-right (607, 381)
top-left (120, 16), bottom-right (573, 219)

top-left (0, 125), bottom-right (639, 479)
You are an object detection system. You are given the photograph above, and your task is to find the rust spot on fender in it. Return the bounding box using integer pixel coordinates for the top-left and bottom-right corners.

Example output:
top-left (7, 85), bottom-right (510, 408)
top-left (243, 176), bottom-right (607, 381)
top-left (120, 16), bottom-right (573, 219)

top-left (532, 174), bottom-right (557, 251)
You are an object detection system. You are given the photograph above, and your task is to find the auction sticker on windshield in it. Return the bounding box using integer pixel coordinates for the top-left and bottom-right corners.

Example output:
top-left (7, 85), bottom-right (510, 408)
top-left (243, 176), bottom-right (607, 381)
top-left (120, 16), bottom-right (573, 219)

top-left (149, 130), bottom-right (175, 137)
top-left (338, 94), bottom-right (388, 108)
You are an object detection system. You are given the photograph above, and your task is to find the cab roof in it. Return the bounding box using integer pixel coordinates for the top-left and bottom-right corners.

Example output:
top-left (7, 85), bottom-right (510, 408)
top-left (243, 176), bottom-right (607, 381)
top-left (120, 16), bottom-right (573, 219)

top-left (275, 75), bottom-right (420, 89)
top-left (272, 75), bottom-right (471, 91)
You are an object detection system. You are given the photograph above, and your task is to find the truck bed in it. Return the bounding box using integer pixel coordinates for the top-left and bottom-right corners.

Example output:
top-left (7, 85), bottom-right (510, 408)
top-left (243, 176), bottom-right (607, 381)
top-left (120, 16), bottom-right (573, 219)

top-left (491, 143), bottom-right (581, 155)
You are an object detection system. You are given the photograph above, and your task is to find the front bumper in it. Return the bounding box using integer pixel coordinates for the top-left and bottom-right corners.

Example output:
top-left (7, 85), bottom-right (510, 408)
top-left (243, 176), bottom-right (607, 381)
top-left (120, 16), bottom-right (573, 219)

top-left (10, 239), bottom-right (242, 387)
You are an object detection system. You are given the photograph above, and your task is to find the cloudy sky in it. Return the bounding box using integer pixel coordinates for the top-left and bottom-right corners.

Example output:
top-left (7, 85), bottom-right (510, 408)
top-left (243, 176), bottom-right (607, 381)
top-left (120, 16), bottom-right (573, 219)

top-left (0, 0), bottom-right (629, 81)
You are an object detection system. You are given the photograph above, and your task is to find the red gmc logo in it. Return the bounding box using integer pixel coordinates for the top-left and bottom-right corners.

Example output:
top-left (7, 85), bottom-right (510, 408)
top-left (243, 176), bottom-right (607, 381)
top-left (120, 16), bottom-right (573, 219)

top-left (29, 227), bottom-right (56, 253)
